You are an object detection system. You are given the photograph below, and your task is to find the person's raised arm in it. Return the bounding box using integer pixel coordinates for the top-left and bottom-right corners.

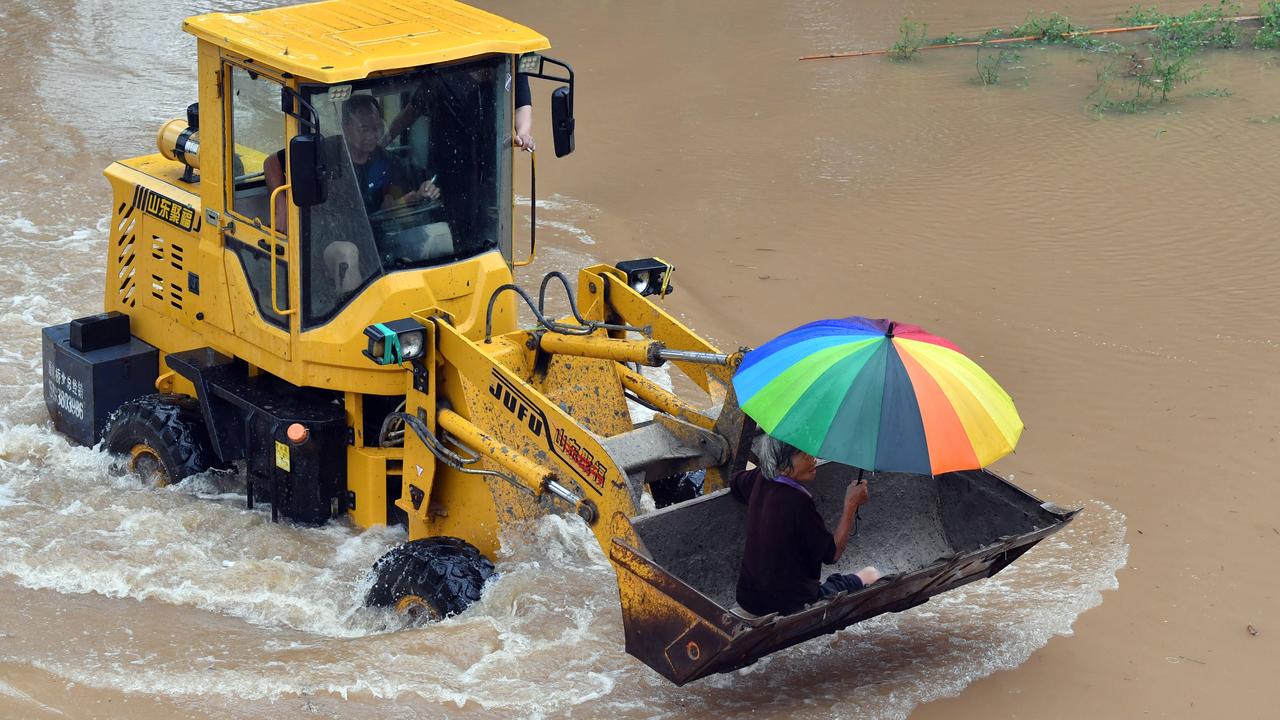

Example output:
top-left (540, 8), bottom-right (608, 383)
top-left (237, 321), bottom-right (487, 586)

top-left (830, 479), bottom-right (868, 562)
top-left (514, 104), bottom-right (535, 152)
top-left (513, 73), bottom-right (535, 152)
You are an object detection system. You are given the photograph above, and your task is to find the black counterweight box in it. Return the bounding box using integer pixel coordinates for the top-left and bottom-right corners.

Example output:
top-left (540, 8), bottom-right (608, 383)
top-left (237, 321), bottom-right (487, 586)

top-left (42, 315), bottom-right (158, 447)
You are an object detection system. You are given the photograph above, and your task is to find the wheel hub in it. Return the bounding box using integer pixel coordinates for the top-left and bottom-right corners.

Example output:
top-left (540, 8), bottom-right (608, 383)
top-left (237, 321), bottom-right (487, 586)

top-left (128, 443), bottom-right (170, 487)
top-left (394, 594), bottom-right (442, 624)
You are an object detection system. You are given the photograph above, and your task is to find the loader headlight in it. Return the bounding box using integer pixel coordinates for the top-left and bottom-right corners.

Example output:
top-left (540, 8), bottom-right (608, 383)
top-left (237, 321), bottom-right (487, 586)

top-left (616, 258), bottom-right (675, 297)
top-left (518, 53), bottom-right (543, 74)
top-left (363, 318), bottom-right (426, 365)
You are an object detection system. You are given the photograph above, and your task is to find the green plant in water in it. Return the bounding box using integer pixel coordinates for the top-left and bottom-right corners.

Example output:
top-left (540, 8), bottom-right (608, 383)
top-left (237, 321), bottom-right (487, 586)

top-left (1146, 43), bottom-right (1203, 100)
top-left (1154, 1), bottom-right (1242, 50)
top-left (1121, 2), bottom-right (1243, 49)
top-left (1256, 0), bottom-right (1280, 48)
top-left (1088, 1), bottom-right (1245, 112)
top-left (975, 48), bottom-right (1023, 85)
top-left (1117, 4), bottom-right (1170, 25)
top-left (927, 31), bottom-right (970, 45)
top-left (890, 18), bottom-right (928, 61)
top-left (1090, 40), bottom-right (1202, 112)
top-left (1011, 12), bottom-right (1086, 42)
top-left (896, 2), bottom-right (1268, 110)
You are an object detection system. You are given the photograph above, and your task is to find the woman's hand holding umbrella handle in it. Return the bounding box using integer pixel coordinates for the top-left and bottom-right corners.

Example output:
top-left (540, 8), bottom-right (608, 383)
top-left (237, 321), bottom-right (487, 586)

top-left (832, 480), bottom-right (868, 561)
top-left (845, 478), bottom-right (868, 539)
top-left (844, 478), bottom-right (868, 510)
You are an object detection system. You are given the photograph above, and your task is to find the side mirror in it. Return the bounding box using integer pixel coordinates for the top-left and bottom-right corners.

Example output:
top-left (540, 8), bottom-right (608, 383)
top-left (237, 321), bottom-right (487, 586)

top-left (289, 133), bottom-right (326, 207)
top-left (551, 86), bottom-right (575, 158)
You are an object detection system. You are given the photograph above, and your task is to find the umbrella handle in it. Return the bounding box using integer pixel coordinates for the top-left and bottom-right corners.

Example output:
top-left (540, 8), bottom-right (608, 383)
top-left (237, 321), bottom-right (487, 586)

top-left (852, 467), bottom-right (865, 536)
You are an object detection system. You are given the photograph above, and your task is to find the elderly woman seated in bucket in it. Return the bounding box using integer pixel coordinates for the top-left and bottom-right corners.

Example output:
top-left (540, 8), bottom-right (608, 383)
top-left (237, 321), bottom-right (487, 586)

top-left (731, 434), bottom-right (881, 616)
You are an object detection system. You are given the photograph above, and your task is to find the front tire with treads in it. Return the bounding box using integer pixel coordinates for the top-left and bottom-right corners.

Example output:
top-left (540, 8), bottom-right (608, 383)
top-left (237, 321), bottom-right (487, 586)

top-left (365, 537), bottom-right (495, 621)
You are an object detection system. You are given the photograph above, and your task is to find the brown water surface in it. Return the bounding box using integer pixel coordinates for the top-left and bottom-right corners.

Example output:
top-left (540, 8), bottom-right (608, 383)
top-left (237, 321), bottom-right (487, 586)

top-left (0, 0), bottom-right (1276, 717)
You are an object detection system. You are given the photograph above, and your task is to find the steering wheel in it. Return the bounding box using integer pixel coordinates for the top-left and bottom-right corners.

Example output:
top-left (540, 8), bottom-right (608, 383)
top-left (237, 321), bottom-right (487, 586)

top-left (371, 198), bottom-right (448, 269)
top-left (368, 197), bottom-right (443, 226)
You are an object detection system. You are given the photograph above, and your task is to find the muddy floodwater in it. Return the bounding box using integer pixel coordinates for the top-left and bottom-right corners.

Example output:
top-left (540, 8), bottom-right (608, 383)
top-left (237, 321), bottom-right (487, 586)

top-left (1, 0), bottom-right (1277, 717)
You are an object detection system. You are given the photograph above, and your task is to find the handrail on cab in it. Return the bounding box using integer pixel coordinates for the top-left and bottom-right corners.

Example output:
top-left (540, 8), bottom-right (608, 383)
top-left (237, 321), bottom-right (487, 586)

top-left (267, 183), bottom-right (296, 317)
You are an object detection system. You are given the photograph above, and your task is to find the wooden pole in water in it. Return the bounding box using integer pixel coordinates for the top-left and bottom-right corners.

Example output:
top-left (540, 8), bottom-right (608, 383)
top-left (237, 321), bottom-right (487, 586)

top-left (799, 15), bottom-right (1262, 61)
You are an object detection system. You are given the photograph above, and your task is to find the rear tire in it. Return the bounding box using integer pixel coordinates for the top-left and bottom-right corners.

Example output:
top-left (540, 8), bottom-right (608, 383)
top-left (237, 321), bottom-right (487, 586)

top-left (104, 394), bottom-right (219, 486)
top-left (365, 537), bottom-right (495, 621)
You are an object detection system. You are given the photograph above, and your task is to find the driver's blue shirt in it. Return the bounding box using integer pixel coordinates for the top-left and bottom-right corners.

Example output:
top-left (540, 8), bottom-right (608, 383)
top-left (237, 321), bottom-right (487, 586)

top-left (353, 147), bottom-right (411, 217)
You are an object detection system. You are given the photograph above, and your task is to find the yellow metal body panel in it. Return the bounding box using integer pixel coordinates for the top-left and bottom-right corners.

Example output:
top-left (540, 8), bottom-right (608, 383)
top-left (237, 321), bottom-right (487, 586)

top-left (293, 251), bottom-right (518, 394)
top-left (102, 157), bottom-right (298, 364)
top-left (410, 320), bottom-right (647, 554)
top-left (347, 445), bottom-right (401, 529)
top-left (539, 355), bottom-right (633, 437)
top-left (404, 333), bottom-right (531, 552)
top-left (184, 0), bottom-right (550, 84)
top-left (103, 162), bottom-right (221, 355)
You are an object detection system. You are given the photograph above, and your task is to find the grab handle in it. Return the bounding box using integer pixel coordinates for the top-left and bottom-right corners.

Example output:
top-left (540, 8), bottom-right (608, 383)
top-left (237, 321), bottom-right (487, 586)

top-left (268, 183), bottom-right (295, 317)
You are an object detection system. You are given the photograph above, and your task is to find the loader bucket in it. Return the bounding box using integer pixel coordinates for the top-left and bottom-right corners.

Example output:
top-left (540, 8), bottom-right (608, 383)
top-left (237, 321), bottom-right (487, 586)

top-left (610, 464), bottom-right (1076, 685)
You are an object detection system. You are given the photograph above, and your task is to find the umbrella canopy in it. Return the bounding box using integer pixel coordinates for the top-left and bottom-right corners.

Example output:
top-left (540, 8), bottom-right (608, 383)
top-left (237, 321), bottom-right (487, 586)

top-left (733, 317), bottom-right (1023, 475)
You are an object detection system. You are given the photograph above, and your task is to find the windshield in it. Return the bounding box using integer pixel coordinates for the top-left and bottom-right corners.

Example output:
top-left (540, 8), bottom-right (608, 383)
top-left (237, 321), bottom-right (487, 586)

top-left (301, 55), bottom-right (513, 326)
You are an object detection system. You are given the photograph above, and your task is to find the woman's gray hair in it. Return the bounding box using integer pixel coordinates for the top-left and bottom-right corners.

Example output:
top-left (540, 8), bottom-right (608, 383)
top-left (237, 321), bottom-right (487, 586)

top-left (757, 434), bottom-right (802, 481)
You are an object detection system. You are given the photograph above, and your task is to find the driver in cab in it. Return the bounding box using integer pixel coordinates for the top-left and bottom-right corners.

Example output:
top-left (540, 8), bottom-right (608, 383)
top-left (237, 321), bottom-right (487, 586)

top-left (263, 93), bottom-right (439, 232)
top-left (265, 93), bottom-right (441, 296)
top-left (340, 93), bottom-right (439, 215)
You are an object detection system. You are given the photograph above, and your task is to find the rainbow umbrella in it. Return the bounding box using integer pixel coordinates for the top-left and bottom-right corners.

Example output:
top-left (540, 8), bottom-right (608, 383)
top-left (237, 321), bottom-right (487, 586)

top-left (733, 317), bottom-right (1022, 475)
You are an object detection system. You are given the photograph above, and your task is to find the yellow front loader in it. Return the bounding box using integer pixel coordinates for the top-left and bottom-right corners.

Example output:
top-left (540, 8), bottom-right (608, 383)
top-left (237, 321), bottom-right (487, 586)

top-left (40, 0), bottom-right (1073, 686)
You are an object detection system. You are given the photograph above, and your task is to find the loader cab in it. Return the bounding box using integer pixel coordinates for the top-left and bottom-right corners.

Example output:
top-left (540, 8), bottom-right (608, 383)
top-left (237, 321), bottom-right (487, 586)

top-left (223, 55), bottom-right (515, 330)
top-left (295, 56), bottom-right (514, 326)
top-left (182, 0), bottom-right (559, 352)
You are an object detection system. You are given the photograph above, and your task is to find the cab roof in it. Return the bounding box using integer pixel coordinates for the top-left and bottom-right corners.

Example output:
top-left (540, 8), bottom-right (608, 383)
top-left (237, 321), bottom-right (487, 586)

top-left (184, 0), bottom-right (550, 84)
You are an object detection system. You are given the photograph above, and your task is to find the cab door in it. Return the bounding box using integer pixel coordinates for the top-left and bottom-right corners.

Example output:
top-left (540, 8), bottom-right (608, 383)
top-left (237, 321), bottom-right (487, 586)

top-left (220, 62), bottom-right (294, 361)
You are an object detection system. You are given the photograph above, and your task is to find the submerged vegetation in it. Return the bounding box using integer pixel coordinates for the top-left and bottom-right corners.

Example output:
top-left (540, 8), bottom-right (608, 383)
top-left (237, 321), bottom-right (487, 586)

top-left (1256, 0), bottom-right (1280, 46)
top-left (887, 1), bottom-right (1280, 113)
top-left (1093, 1), bottom-right (1241, 112)
top-left (889, 18), bottom-right (928, 61)
top-left (975, 48), bottom-right (1024, 85)
top-left (1010, 12), bottom-right (1087, 43)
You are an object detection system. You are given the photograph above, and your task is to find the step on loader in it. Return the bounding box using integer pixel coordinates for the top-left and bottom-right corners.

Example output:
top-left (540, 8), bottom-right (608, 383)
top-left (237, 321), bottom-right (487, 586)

top-left (40, 0), bottom-right (1074, 685)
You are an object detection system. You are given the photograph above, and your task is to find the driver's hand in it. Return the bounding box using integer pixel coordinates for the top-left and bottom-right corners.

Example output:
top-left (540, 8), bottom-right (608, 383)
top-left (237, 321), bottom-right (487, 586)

top-left (405, 180), bottom-right (440, 204)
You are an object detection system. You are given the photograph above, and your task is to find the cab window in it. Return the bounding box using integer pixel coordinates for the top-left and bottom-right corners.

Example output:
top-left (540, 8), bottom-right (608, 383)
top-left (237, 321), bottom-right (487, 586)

top-left (225, 64), bottom-right (290, 329)
top-left (227, 65), bottom-right (286, 226)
